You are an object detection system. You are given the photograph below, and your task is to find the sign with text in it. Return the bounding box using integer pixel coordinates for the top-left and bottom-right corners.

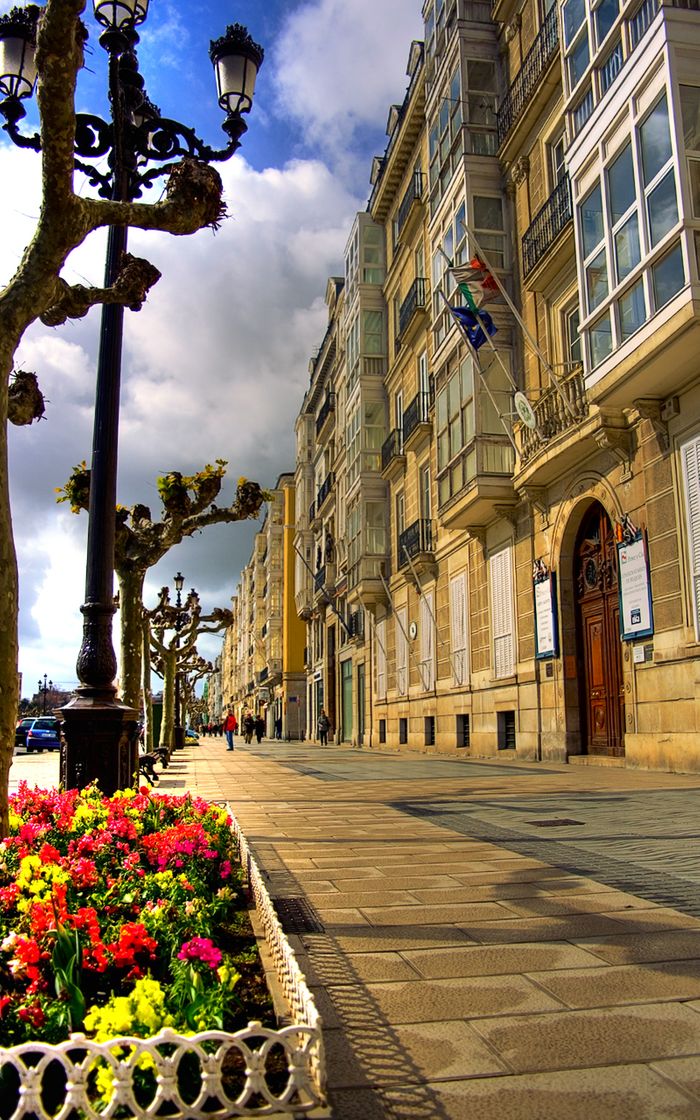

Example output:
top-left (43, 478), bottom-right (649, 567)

top-left (617, 533), bottom-right (654, 641)
top-left (534, 572), bottom-right (559, 660)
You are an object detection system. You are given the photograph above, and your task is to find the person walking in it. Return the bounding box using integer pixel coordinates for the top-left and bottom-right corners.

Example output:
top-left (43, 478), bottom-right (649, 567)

top-left (243, 711), bottom-right (255, 744)
top-left (223, 709), bottom-right (237, 751)
top-left (255, 715), bottom-right (265, 744)
top-left (317, 708), bottom-right (330, 746)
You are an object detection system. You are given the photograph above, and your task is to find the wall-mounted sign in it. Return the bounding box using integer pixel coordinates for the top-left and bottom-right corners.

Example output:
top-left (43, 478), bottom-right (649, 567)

top-left (533, 570), bottom-right (559, 660)
top-left (617, 532), bottom-right (654, 641)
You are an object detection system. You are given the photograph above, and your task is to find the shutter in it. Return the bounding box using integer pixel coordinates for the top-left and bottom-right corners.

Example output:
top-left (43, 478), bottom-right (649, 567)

top-left (450, 572), bottom-right (468, 685)
top-left (420, 591), bottom-right (435, 690)
top-left (376, 620), bottom-right (387, 700)
top-left (682, 435), bottom-right (700, 638)
top-left (490, 546), bottom-right (514, 678)
top-left (396, 608), bottom-right (408, 695)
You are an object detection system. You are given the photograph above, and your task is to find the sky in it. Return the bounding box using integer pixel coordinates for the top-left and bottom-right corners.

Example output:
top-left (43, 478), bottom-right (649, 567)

top-left (1, 0), bottom-right (425, 700)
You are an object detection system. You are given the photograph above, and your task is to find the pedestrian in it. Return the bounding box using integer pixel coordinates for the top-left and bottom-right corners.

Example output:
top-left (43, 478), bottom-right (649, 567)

top-left (255, 715), bottom-right (265, 744)
top-left (243, 711), bottom-right (255, 744)
top-left (223, 708), bottom-right (237, 752)
top-left (275, 716), bottom-right (282, 740)
top-left (317, 708), bottom-right (330, 746)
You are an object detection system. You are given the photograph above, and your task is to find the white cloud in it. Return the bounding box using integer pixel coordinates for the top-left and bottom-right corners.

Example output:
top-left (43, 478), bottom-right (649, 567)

top-left (273, 0), bottom-right (424, 164)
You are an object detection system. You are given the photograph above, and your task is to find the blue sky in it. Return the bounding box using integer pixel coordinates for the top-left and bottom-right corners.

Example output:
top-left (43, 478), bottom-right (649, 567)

top-left (1, 0), bottom-right (424, 699)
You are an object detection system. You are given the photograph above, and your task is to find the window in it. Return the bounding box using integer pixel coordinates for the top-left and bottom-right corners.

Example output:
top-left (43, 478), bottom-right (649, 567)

top-left (428, 65), bottom-right (464, 212)
top-left (589, 311), bottom-right (613, 365)
top-left (379, 719), bottom-right (387, 743)
top-left (365, 501), bottom-right (386, 556)
top-left (432, 199), bottom-right (467, 345)
top-left (449, 571), bottom-right (469, 685)
top-left (473, 195), bottom-right (506, 268)
top-left (565, 303), bottom-right (582, 366)
top-left (594, 0), bottom-right (619, 46)
top-left (420, 463), bottom-right (431, 521)
top-left (420, 591), bottom-right (436, 691)
top-left (376, 619), bottom-right (387, 700)
top-left (465, 58), bottom-right (498, 156)
top-left (498, 710), bottom-right (516, 749)
top-left (652, 242), bottom-right (685, 308)
top-left (618, 278), bottom-right (646, 340)
top-left (436, 354), bottom-right (475, 507)
top-left (399, 717), bottom-right (408, 744)
top-left (424, 716), bottom-right (436, 746)
top-left (394, 389), bottom-right (404, 443)
top-left (551, 134), bottom-right (567, 186)
top-left (363, 309), bottom-right (385, 356)
top-left (681, 433), bottom-right (700, 640)
top-left (680, 86), bottom-right (700, 219)
top-left (395, 491), bottom-right (405, 563)
top-left (489, 545), bottom-right (515, 678)
top-left (362, 222), bottom-right (385, 284)
top-left (456, 713), bottom-right (470, 748)
top-left (396, 607), bottom-right (408, 695)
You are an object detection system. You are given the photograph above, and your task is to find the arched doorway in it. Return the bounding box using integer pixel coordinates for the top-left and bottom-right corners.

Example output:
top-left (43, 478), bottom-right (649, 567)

top-left (574, 502), bottom-right (625, 757)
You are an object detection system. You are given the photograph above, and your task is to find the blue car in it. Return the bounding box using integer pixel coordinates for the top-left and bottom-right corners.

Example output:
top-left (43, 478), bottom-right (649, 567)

top-left (25, 717), bottom-right (62, 752)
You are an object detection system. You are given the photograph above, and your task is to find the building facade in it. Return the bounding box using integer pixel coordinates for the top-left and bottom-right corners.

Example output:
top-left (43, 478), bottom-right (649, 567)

top-left (289, 0), bottom-right (700, 772)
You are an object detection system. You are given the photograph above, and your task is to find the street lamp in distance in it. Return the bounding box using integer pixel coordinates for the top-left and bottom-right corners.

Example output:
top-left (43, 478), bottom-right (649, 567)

top-left (38, 674), bottom-right (53, 715)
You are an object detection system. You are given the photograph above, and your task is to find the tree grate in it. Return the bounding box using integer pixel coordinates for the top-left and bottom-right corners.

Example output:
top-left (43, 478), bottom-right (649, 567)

top-left (273, 897), bottom-right (325, 934)
top-left (531, 818), bottom-right (584, 827)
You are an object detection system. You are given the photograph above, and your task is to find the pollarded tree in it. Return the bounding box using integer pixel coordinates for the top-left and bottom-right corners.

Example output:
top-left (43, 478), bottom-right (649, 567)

top-left (0, 0), bottom-right (253, 834)
top-left (58, 462), bottom-right (266, 710)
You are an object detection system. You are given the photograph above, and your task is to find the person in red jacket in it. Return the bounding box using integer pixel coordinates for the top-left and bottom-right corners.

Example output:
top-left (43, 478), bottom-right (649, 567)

top-left (223, 709), bottom-right (238, 751)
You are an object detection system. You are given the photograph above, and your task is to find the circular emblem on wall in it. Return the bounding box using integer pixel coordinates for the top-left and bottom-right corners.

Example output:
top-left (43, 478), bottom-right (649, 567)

top-left (514, 391), bottom-right (537, 430)
top-left (408, 621), bottom-right (418, 640)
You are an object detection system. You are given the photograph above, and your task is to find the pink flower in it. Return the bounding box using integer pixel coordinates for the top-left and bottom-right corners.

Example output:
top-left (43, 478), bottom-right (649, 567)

top-left (177, 937), bottom-right (222, 969)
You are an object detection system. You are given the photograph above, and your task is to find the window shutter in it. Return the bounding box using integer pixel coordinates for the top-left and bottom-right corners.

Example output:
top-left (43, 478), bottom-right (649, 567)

top-left (396, 608), bottom-right (408, 695)
top-left (450, 572), bottom-right (468, 685)
top-left (682, 435), bottom-right (700, 639)
top-left (420, 591), bottom-right (435, 691)
top-left (376, 619), bottom-right (387, 700)
top-left (490, 545), bottom-right (515, 678)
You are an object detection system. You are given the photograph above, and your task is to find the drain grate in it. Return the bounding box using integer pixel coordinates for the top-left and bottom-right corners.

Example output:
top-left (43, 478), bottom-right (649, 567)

top-left (530, 818), bottom-right (584, 827)
top-left (273, 897), bottom-right (325, 934)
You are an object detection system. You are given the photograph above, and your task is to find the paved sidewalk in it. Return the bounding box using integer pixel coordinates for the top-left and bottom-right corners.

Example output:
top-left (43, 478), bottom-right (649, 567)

top-left (161, 740), bottom-right (700, 1116)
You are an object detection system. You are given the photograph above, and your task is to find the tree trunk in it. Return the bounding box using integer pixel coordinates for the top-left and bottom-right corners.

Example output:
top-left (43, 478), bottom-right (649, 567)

top-left (141, 615), bottom-right (153, 752)
top-left (0, 369), bottom-right (18, 838)
top-left (118, 567), bottom-right (146, 710)
top-left (159, 647), bottom-right (177, 755)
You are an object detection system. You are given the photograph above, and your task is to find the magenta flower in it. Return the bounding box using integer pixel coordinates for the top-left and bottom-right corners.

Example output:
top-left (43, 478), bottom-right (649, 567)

top-left (177, 937), bottom-right (222, 969)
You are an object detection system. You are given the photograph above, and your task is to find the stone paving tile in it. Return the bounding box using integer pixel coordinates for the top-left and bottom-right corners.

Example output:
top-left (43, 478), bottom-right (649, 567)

top-left (650, 1056), bottom-right (700, 1103)
top-left (336, 951), bottom-right (424, 983)
top-left (402, 940), bottom-right (605, 979)
top-left (529, 958), bottom-right (700, 1008)
top-left (494, 890), bottom-right (657, 917)
top-left (409, 882), bottom-right (601, 904)
top-left (471, 1001), bottom-right (700, 1072)
top-left (458, 913), bottom-right (633, 944)
top-left (386, 1019), bottom-right (510, 1083)
top-left (380, 1063), bottom-right (700, 1120)
top-left (362, 902), bottom-right (512, 926)
top-left (361, 974), bottom-right (564, 1023)
top-left (291, 866), bottom-right (386, 882)
top-left (574, 928), bottom-right (700, 965)
top-left (325, 925), bottom-right (475, 953)
top-left (310, 890), bottom-right (422, 908)
top-left (599, 907), bottom-right (700, 932)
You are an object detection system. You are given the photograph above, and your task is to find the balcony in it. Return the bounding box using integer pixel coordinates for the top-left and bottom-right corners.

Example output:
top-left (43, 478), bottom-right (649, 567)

top-left (347, 556), bottom-right (390, 606)
top-left (497, 6), bottom-right (559, 151)
top-left (308, 500), bottom-right (316, 525)
top-left (522, 175), bottom-right (573, 283)
top-left (295, 583), bottom-right (312, 620)
top-left (348, 609), bottom-right (365, 641)
top-left (398, 518), bottom-right (436, 579)
top-left (315, 392), bottom-right (336, 438)
top-left (438, 439), bottom-right (516, 530)
top-left (256, 667), bottom-right (269, 684)
top-left (517, 366), bottom-right (589, 468)
top-left (314, 567), bottom-right (326, 593)
top-left (402, 390), bottom-right (432, 451)
top-left (381, 428), bottom-right (406, 478)
top-left (316, 471), bottom-right (335, 512)
top-left (398, 278), bottom-right (428, 341)
top-left (395, 170), bottom-right (425, 242)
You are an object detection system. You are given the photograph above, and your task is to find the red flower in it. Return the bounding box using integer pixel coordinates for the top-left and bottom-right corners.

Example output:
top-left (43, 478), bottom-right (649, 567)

top-left (18, 1002), bottom-right (45, 1029)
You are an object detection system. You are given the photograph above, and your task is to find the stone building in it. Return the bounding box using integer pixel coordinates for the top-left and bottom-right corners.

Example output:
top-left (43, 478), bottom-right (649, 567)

top-left (289, 0), bottom-right (700, 772)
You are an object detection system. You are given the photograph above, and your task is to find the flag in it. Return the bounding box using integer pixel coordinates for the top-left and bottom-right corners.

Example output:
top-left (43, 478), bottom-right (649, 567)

top-left (457, 282), bottom-right (478, 311)
top-left (452, 257), bottom-right (499, 303)
top-left (448, 304), bottom-right (498, 351)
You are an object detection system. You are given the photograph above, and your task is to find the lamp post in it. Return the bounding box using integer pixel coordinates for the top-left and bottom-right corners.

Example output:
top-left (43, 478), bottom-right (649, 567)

top-left (173, 571), bottom-right (185, 752)
top-left (0, 3), bottom-right (263, 793)
top-left (38, 674), bottom-right (53, 715)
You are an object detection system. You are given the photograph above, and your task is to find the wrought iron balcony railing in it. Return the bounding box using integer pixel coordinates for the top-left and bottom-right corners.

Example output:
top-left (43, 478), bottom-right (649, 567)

top-left (316, 471), bottom-right (335, 511)
top-left (315, 391), bottom-right (336, 436)
top-left (308, 500), bottom-right (316, 523)
top-left (381, 428), bottom-right (405, 471)
top-left (522, 175), bottom-right (572, 277)
top-left (398, 277), bottom-right (427, 339)
top-left (314, 567), bottom-right (326, 592)
top-left (402, 390), bottom-right (432, 443)
top-left (396, 170), bottom-right (425, 240)
top-left (398, 518), bottom-right (433, 569)
top-left (497, 6), bottom-right (559, 148)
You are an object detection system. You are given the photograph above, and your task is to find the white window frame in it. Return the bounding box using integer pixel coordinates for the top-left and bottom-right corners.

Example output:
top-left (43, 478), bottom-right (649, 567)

top-left (449, 571), bottom-right (469, 686)
top-left (489, 544), bottom-right (515, 679)
top-left (376, 618), bottom-right (387, 700)
top-left (681, 433), bottom-right (700, 641)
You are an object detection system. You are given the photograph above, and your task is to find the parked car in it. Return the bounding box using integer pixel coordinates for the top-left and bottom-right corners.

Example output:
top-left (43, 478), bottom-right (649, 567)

top-left (14, 717), bottom-right (35, 751)
top-left (25, 717), bottom-right (62, 752)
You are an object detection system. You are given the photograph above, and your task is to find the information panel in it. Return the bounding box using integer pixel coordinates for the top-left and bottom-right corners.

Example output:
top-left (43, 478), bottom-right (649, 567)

top-left (534, 572), bottom-right (559, 660)
top-left (617, 533), bottom-right (654, 641)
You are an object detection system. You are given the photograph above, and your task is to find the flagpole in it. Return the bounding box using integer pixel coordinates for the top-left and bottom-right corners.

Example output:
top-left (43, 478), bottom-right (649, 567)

top-left (458, 222), bottom-right (578, 421)
top-left (438, 291), bottom-right (519, 457)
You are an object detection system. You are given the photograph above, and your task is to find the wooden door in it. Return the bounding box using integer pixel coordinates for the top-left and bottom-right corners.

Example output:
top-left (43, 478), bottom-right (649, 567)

top-left (574, 504), bottom-right (625, 757)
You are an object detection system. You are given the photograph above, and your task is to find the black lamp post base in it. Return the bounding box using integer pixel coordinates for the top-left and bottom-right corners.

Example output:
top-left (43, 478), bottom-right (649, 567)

top-left (59, 690), bottom-right (139, 795)
top-left (173, 725), bottom-right (185, 751)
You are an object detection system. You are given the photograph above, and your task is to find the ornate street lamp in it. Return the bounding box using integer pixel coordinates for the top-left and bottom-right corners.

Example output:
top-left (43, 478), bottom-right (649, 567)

top-left (38, 673), bottom-right (53, 715)
top-left (0, 4), bottom-right (263, 793)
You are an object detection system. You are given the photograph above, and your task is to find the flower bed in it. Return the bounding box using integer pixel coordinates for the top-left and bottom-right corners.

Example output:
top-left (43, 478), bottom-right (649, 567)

top-left (0, 785), bottom-right (325, 1118)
